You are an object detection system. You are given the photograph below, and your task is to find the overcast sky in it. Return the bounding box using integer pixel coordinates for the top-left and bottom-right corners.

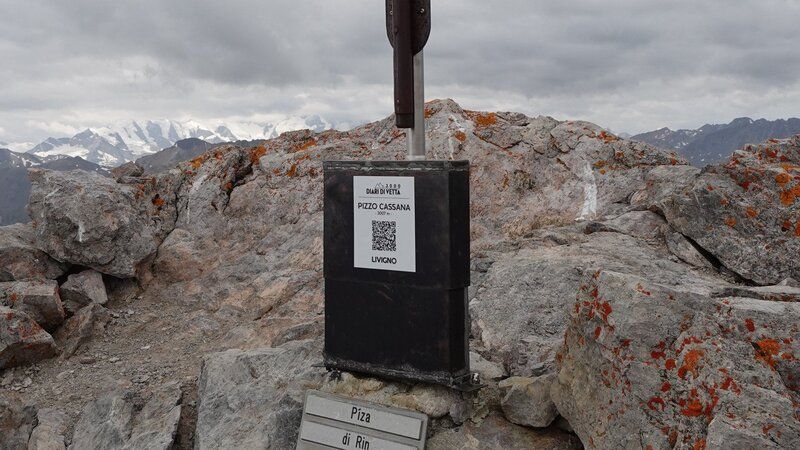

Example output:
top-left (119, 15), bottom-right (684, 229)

top-left (1, 0), bottom-right (799, 143)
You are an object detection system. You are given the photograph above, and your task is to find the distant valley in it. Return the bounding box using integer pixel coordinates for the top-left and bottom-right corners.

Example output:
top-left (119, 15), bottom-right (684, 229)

top-left (633, 117), bottom-right (800, 166)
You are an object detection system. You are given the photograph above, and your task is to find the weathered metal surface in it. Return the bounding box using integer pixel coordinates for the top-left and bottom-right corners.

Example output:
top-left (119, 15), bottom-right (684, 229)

top-left (323, 160), bottom-right (472, 388)
top-left (386, 0), bottom-right (431, 129)
top-left (385, 0), bottom-right (431, 54)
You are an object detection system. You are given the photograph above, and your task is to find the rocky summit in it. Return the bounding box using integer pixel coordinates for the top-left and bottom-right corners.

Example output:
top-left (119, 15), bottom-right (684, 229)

top-left (1, 99), bottom-right (798, 449)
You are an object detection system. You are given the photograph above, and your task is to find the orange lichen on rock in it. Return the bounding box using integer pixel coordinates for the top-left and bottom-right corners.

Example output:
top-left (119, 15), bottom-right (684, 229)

top-left (796, 220), bottom-right (800, 237)
top-left (295, 139), bottom-right (317, 152)
top-left (665, 358), bottom-right (677, 370)
top-left (725, 217), bottom-right (737, 228)
top-left (681, 399), bottom-right (704, 417)
top-left (780, 184), bottom-right (800, 206)
top-left (454, 131), bottom-right (467, 142)
top-left (776, 172), bottom-right (792, 185)
top-left (746, 207), bottom-right (758, 218)
top-left (151, 195), bottom-right (165, 207)
top-left (598, 131), bottom-right (619, 143)
top-left (647, 396), bottom-right (666, 411)
top-left (678, 349), bottom-right (704, 379)
top-left (250, 145), bottom-right (267, 165)
top-left (745, 318), bottom-right (755, 332)
top-left (286, 163), bottom-right (298, 178)
top-left (754, 338), bottom-right (781, 369)
top-left (693, 438), bottom-right (707, 450)
top-left (473, 113), bottom-right (498, 128)
top-left (189, 156), bottom-right (205, 170)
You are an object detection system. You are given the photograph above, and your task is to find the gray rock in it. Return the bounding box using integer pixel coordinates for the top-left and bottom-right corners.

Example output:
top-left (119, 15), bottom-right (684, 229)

top-left (666, 232), bottom-right (714, 269)
top-left (194, 340), bottom-right (324, 450)
top-left (0, 393), bottom-right (37, 450)
top-left (656, 136), bottom-right (800, 285)
top-left (110, 162), bottom-right (144, 180)
top-left (54, 303), bottom-right (110, 357)
top-left (59, 270), bottom-right (108, 316)
top-left (0, 223), bottom-right (66, 282)
top-left (123, 382), bottom-right (182, 450)
top-left (712, 283), bottom-right (800, 303)
top-left (0, 306), bottom-right (58, 369)
top-left (551, 270), bottom-right (800, 449)
top-left (27, 408), bottom-right (68, 450)
top-left (498, 374), bottom-right (558, 428)
top-left (70, 392), bottom-right (133, 449)
top-left (471, 231), bottom-right (722, 377)
top-left (0, 280), bottom-right (65, 330)
top-left (598, 210), bottom-right (667, 240)
top-left (428, 412), bottom-right (582, 450)
top-left (27, 169), bottom-right (179, 278)
top-left (70, 383), bottom-right (181, 450)
top-left (470, 351), bottom-right (506, 381)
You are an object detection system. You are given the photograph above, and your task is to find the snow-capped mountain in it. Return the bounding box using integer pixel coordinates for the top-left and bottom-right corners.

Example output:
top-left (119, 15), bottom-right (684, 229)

top-left (24, 116), bottom-right (332, 167)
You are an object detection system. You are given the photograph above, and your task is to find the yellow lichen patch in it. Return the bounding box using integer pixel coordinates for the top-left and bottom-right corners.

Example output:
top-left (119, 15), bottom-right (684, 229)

top-left (189, 156), bottom-right (205, 170)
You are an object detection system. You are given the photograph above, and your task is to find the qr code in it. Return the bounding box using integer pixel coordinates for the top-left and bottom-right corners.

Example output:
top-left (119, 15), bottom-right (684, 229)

top-left (372, 220), bottom-right (397, 252)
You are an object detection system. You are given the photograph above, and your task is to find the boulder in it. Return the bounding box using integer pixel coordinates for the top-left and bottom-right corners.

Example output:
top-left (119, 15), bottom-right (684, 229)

top-left (0, 223), bottom-right (66, 281)
top-left (70, 383), bottom-right (181, 450)
top-left (0, 306), bottom-right (58, 369)
top-left (59, 270), bottom-right (108, 316)
top-left (552, 270), bottom-right (800, 449)
top-left (427, 412), bottom-right (582, 450)
top-left (0, 393), bottom-right (37, 450)
top-left (498, 374), bottom-right (558, 428)
top-left (27, 408), bottom-right (68, 450)
top-left (656, 136), bottom-right (800, 285)
top-left (54, 303), bottom-right (111, 357)
top-left (0, 280), bottom-right (65, 330)
top-left (27, 169), bottom-right (179, 278)
top-left (194, 340), bottom-right (324, 450)
top-left (471, 231), bottom-right (723, 377)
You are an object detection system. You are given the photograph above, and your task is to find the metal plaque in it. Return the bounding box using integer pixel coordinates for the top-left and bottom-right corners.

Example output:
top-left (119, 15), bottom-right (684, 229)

top-left (353, 176), bottom-right (416, 273)
top-left (296, 390), bottom-right (428, 450)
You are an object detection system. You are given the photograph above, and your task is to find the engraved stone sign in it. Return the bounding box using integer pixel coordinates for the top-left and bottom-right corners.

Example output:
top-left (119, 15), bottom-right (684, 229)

top-left (296, 390), bottom-right (428, 450)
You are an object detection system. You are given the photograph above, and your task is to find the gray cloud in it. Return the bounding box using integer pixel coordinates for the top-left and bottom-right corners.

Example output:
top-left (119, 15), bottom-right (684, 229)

top-left (0, 0), bottom-right (798, 142)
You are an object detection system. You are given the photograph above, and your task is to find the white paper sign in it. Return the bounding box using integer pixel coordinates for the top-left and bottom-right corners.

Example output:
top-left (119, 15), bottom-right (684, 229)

top-left (353, 176), bottom-right (416, 272)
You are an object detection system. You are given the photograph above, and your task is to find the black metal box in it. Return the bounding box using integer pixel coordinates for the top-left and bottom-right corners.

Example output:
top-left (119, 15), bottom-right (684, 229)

top-left (323, 160), bottom-right (471, 387)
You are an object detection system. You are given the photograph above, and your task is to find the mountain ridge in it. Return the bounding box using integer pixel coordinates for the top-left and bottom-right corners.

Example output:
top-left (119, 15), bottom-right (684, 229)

top-left (633, 117), bottom-right (800, 166)
top-left (17, 116), bottom-right (332, 167)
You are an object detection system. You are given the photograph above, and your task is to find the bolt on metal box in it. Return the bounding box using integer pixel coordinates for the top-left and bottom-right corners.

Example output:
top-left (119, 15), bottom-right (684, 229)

top-left (323, 160), bottom-right (472, 388)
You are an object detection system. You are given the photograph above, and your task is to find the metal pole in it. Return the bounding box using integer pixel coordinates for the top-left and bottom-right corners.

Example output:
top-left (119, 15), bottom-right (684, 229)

top-left (407, 51), bottom-right (426, 161)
